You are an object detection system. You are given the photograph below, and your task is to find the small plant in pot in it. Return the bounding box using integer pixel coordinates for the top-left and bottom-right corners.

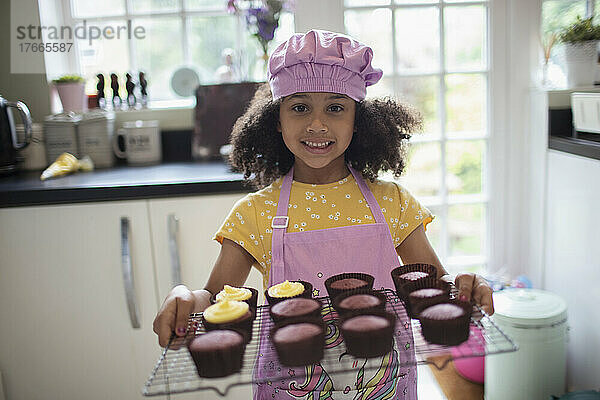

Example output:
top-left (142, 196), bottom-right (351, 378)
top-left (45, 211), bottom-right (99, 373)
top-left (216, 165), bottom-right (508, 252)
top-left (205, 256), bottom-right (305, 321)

top-left (52, 75), bottom-right (87, 113)
top-left (558, 16), bottom-right (600, 88)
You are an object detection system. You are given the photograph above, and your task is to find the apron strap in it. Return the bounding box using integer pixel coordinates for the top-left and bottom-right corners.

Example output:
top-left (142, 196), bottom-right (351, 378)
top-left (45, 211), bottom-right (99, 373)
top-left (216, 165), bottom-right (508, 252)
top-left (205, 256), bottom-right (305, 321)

top-left (348, 166), bottom-right (387, 225)
top-left (270, 167), bottom-right (294, 285)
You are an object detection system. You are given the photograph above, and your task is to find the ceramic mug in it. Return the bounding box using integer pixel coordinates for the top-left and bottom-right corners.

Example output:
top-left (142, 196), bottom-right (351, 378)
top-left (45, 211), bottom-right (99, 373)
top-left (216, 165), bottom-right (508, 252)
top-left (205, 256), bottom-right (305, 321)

top-left (113, 120), bottom-right (161, 165)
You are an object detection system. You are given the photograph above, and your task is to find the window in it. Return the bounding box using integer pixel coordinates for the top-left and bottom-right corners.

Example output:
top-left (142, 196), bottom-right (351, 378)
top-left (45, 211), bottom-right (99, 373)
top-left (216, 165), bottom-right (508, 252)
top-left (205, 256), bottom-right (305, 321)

top-left (63, 0), bottom-right (294, 105)
top-left (343, 0), bottom-right (489, 276)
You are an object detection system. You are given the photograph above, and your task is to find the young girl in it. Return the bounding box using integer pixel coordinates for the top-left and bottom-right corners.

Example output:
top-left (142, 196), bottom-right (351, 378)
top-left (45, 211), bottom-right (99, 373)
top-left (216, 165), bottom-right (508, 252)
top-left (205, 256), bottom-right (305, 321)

top-left (153, 29), bottom-right (494, 399)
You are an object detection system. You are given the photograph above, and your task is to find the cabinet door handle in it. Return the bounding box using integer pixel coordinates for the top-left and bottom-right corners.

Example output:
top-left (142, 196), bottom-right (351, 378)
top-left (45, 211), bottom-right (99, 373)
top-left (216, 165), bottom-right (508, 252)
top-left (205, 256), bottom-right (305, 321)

top-left (120, 217), bottom-right (140, 329)
top-left (168, 214), bottom-right (182, 287)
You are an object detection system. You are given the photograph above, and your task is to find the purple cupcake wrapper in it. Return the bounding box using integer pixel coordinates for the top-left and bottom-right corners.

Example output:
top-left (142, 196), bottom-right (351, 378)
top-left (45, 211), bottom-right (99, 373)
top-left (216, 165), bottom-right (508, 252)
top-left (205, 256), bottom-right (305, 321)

top-left (270, 317), bottom-right (326, 366)
top-left (418, 300), bottom-right (472, 346)
top-left (339, 310), bottom-right (396, 358)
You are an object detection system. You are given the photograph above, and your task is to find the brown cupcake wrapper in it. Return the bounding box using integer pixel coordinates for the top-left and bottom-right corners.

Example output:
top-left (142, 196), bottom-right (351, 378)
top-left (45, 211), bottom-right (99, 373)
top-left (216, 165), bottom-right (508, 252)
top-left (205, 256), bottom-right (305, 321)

top-left (202, 310), bottom-right (255, 344)
top-left (269, 297), bottom-right (323, 323)
top-left (187, 330), bottom-right (246, 378)
top-left (270, 317), bottom-right (326, 367)
top-left (391, 263), bottom-right (437, 300)
top-left (332, 288), bottom-right (387, 317)
top-left (265, 280), bottom-right (313, 306)
top-left (418, 300), bottom-right (472, 346)
top-left (324, 272), bottom-right (375, 301)
top-left (339, 310), bottom-right (396, 358)
top-left (406, 281), bottom-right (452, 318)
top-left (210, 287), bottom-right (259, 310)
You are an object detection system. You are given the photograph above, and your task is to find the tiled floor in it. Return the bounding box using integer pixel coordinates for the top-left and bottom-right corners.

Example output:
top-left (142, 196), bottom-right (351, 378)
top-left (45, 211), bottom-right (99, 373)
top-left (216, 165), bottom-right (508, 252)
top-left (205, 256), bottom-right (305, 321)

top-left (417, 363), bottom-right (447, 399)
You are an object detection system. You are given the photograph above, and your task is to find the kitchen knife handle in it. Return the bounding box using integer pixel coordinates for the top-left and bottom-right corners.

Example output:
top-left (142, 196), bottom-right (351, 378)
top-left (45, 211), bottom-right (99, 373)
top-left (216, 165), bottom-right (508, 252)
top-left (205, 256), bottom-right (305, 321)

top-left (120, 217), bottom-right (140, 329)
top-left (168, 214), bottom-right (182, 287)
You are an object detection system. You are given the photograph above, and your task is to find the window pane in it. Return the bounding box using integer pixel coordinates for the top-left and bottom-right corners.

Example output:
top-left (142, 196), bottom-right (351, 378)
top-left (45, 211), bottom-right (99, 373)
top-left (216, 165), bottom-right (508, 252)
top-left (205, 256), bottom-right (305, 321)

top-left (445, 5), bottom-right (486, 71)
top-left (75, 20), bottom-right (131, 96)
top-left (448, 203), bottom-right (484, 257)
top-left (396, 0), bottom-right (437, 3)
top-left (189, 15), bottom-right (237, 84)
top-left (72, 0), bottom-right (125, 18)
top-left (395, 7), bottom-right (439, 73)
top-left (131, 0), bottom-right (180, 14)
top-left (345, 0), bottom-right (390, 6)
top-left (542, 0), bottom-right (586, 35)
top-left (397, 76), bottom-right (440, 137)
top-left (366, 77), bottom-right (394, 98)
top-left (424, 205), bottom-right (442, 256)
top-left (185, 0), bottom-right (227, 10)
top-left (401, 142), bottom-right (442, 197)
top-left (345, 9), bottom-right (393, 73)
top-left (446, 140), bottom-right (483, 195)
top-left (445, 73), bottom-right (485, 134)
top-left (134, 17), bottom-right (183, 100)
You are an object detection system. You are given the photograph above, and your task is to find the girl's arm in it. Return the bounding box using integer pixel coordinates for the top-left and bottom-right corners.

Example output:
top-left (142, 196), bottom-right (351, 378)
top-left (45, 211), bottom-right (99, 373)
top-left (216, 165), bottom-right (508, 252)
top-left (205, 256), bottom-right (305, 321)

top-left (153, 238), bottom-right (256, 347)
top-left (396, 224), bottom-right (494, 315)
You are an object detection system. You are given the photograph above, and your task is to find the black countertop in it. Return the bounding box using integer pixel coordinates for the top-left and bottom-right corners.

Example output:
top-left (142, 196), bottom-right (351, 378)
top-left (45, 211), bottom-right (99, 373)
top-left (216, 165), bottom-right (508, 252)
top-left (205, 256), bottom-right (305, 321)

top-left (0, 162), bottom-right (250, 208)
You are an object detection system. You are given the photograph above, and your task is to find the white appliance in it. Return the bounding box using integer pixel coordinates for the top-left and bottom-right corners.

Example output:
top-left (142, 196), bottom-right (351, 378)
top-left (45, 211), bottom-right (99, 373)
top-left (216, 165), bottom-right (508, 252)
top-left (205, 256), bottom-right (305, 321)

top-left (571, 92), bottom-right (600, 134)
top-left (485, 289), bottom-right (568, 400)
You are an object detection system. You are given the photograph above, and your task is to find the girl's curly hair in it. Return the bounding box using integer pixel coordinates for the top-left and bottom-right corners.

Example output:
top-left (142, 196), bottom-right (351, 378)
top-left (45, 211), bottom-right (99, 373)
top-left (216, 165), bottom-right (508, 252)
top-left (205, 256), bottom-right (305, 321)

top-left (229, 83), bottom-right (422, 188)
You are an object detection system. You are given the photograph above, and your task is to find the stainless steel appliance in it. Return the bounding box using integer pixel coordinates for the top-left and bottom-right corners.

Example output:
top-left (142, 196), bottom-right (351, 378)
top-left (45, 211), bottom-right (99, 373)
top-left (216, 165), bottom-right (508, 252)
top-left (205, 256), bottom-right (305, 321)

top-left (0, 94), bottom-right (32, 175)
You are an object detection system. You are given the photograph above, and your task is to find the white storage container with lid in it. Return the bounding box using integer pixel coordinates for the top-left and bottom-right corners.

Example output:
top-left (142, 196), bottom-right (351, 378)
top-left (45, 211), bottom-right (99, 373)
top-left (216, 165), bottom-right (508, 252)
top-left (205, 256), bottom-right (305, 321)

top-left (485, 289), bottom-right (568, 400)
top-left (78, 110), bottom-right (115, 168)
top-left (44, 112), bottom-right (81, 162)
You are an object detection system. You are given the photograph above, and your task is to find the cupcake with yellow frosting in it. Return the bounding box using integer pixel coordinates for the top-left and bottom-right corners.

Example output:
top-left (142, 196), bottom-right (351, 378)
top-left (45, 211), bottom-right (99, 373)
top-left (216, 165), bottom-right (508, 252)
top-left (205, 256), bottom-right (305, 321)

top-left (212, 285), bottom-right (259, 310)
top-left (202, 300), bottom-right (254, 343)
top-left (265, 280), bottom-right (313, 305)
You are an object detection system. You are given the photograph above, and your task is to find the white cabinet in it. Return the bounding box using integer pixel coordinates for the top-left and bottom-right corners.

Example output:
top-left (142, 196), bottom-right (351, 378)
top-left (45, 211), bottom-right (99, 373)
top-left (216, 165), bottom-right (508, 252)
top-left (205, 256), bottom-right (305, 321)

top-left (148, 194), bottom-right (262, 400)
top-left (0, 201), bottom-right (162, 400)
top-left (148, 194), bottom-right (263, 305)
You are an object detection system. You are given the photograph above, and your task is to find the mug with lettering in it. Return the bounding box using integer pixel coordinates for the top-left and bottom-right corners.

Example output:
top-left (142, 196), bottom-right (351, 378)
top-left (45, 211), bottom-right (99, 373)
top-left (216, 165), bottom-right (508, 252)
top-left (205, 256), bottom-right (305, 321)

top-left (113, 120), bottom-right (162, 165)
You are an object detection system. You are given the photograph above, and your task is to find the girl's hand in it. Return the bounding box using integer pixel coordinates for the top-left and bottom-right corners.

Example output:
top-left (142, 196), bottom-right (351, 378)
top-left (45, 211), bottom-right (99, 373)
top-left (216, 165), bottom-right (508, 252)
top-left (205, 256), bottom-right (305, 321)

top-left (454, 273), bottom-right (494, 315)
top-left (152, 285), bottom-right (211, 347)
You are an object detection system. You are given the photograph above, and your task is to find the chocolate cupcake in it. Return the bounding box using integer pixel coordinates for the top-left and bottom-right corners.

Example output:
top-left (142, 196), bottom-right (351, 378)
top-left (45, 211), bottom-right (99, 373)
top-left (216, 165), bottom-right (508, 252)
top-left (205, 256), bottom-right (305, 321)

top-left (271, 317), bottom-right (326, 366)
top-left (391, 263), bottom-right (437, 300)
top-left (339, 311), bottom-right (396, 358)
top-left (332, 289), bottom-right (387, 317)
top-left (202, 300), bottom-right (255, 343)
top-left (324, 273), bottom-right (374, 300)
top-left (406, 281), bottom-right (451, 318)
top-left (269, 297), bottom-right (322, 323)
top-left (418, 300), bottom-right (472, 345)
top-left (187, 330), bottom-right (245, 378)
top-left (265, 280), bottom-right (313, 305)
top-left (211, 285), bottom-right (259, 310)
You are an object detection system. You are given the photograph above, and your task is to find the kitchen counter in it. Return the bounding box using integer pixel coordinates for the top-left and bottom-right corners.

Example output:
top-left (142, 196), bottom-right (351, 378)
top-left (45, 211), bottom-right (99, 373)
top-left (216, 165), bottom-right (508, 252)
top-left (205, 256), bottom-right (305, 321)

top-left (0, 162), bottom-right (249, 208)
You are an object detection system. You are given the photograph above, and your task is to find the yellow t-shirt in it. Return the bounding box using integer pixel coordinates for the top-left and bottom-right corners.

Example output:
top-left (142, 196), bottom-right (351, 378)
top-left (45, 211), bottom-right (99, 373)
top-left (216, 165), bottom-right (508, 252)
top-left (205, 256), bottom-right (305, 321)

top-left (214, 173), bottom-right (433, 289)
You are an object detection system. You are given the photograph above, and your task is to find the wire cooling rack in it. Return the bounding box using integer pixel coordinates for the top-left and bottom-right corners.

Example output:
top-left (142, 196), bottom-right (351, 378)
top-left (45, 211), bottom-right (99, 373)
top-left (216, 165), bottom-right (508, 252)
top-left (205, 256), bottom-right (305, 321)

top-left (143, 289), bottom-right (517, 397)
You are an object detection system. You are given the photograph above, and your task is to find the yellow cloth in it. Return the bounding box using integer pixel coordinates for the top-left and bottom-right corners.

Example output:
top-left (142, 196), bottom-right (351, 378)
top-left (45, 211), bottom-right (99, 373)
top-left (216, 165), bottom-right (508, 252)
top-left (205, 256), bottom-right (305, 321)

top-left (214, 174), bottom-right (433, 290)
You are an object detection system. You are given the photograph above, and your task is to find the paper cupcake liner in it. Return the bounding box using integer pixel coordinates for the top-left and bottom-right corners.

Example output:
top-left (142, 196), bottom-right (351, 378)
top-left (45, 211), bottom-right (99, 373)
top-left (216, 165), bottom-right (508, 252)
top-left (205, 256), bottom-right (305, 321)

top-left (269, 297), bottom-right (323, 323)
top-left (210, 287), bottom-right (259, 310)
top-left (264, 280), bottom-right (313, 306)
top-left (202, 310), bottom-right (255, 344)
top-left (339, 310), bottom-right (396, 358)
top-left (391, 263), bottom-right (437, 300)
top-left (324, 272), bottom-right (375, 301)
top-left (405, 281), bottom-right (452, 318)
top-left (270, 317), bottom-right (326, 367)
top-left (187, 330), bottom-right (246, 378)
top-left (418, 300), bottom-right (472, 346)
top-left (332, 288), bottom-right (387, 317)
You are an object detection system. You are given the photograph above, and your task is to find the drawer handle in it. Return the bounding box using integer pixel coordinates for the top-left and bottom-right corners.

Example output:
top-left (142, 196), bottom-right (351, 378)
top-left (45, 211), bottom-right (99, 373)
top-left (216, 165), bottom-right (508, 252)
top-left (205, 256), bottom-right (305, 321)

top-left (120, 217), bottom-right (140, 329)
top-left (168, 214), bottom-right (182, 287)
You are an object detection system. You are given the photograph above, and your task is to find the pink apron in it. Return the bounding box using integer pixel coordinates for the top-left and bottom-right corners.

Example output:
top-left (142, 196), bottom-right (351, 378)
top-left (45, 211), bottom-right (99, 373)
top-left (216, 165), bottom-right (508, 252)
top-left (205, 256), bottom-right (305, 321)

top-left (253, 166), bottom-right (417, 400)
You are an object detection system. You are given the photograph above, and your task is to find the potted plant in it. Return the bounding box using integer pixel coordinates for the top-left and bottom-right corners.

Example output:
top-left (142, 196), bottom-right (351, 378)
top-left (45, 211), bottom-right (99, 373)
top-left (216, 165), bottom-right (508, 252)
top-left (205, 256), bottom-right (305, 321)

top-left (558, 16), bottom-right (600, 87)
top-left (52, 75), bottom-right (86, 113)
